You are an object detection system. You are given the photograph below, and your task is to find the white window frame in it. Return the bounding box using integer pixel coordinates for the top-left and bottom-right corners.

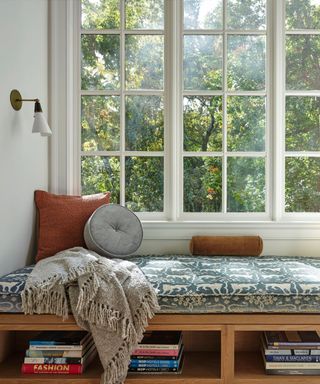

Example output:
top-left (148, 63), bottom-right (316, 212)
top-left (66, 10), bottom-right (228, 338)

top-left (49, 0), bottom-right (320, 241)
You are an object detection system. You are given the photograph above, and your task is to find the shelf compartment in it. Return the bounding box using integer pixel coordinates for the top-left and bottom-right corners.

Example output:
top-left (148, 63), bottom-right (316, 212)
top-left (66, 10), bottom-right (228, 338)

top-left (0, 352), bottom-right (221, 384)
top-left (234, 351), bottom-right (320, 384)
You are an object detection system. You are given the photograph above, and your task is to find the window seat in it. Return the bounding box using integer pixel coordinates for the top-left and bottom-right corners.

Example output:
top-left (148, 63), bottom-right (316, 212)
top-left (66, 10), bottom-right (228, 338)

top-left (1, 255), bottom-right (320, 314)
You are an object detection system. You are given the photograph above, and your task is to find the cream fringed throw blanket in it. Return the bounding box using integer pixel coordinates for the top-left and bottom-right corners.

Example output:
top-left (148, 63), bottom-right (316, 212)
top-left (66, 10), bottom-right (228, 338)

top-left (21, 247), bottom-right (160, 384)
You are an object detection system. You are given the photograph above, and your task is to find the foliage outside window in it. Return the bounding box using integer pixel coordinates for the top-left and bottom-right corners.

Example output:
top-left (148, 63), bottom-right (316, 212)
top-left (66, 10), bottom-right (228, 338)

top-left (285, 0), bottom-right (320, 212)
top-left (80, 0), bottom-right (320, 219)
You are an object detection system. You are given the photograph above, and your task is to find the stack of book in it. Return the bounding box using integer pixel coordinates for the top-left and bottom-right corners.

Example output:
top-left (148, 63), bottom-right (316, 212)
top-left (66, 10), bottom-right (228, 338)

top-left (262, 331), bottom-right (320, 375)
top-left (21, 331), bottom-right (97, 375)
top-left (129, 331), bottom-right (184, 374)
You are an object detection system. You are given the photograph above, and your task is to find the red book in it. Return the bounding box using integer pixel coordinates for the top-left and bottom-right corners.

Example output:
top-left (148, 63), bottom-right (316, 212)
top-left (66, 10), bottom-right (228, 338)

top-left (21, 363), bottom-right (84, 374)
top-left (130, 348), bottom-right (180, 356)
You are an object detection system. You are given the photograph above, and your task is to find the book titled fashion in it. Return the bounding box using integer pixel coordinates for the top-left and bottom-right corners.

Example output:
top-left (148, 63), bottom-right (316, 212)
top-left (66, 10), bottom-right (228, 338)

top-left (21, 363), bottom-right (86, 374)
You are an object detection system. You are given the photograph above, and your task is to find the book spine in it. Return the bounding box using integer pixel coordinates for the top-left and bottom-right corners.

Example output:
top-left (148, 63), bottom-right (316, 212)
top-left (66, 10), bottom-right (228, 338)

top-left (265, 355), bottom-right (320, 362)
top-left (265, 361), bottom-right (320, 369)
top-left (130, 360), bottom-right (179, 368)
top-left (272, 343), bottom-right (320, 348)
top-left (131, 349), bottom-right (179, 356)
top-left (135, 344), bottom-right (179, 350)
top-left (128, 366), bottom-right (178, 372)
top-left (29, 345), bottom-right (83, 351)
top-left (131, 354), bottom-right (178, 360)
top-left (26, 349), bottom-right (83, 358)
top-left (21, 363), bottom-right (83, 374)
top-left (24, 357), bottom-right (82, 364)
top-left (264, 349), bottom-right (292, 356)
top-left (294, 350), bottom-right (311, 355)
top-left (266, 368), bottom-right (320, 375)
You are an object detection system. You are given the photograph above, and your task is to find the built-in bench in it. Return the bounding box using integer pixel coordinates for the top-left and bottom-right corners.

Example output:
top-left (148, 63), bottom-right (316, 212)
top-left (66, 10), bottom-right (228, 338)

top-left (1, 255), bottom-right (320, 383)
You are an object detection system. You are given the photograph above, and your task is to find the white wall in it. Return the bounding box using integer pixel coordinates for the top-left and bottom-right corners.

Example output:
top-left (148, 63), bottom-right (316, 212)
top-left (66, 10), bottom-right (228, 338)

top-left (0, 0), bottom-right (48, 275)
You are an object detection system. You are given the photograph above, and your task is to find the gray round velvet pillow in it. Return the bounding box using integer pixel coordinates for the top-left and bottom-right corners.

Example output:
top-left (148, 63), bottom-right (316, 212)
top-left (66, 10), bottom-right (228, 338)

top-left (84, 204), bottom-right (143, 258)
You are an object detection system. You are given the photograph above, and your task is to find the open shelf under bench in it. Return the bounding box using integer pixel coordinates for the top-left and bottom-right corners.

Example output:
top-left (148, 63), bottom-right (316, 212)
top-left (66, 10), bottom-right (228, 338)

top-left (0, 352), bottom-right (221, 384)
top-left (1, 313), bottom-right (320, 384)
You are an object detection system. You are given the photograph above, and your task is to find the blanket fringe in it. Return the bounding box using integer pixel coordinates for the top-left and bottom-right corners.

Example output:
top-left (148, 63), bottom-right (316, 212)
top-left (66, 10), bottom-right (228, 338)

top-left (21, 288), bottom-right (69, 320)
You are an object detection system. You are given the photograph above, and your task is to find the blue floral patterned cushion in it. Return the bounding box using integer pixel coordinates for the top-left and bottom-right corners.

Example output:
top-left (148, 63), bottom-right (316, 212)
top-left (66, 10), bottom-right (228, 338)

top-left (0, 265), bottom-right (34, 294)
top-left (2, 256), bottom-right (320, 313)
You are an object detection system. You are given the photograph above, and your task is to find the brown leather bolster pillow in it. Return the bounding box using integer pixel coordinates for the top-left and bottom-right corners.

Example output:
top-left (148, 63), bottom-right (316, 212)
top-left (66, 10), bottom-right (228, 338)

top-left (190, 236), bottom-right (263, 256)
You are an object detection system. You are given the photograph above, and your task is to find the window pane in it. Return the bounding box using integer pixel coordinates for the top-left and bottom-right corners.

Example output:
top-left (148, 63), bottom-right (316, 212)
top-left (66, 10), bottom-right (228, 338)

top-left (126, 96), bottom-right (164, 151)
top-left (227, 157), bottom-right (265, 212)
top-left (81, 156), bottom-right (120, 203)
top-left (126, 0), bottom-right (164, 29)
top-left (227, 0), bottom-right (266, 30)
top-left (184, 0), bottom-right (223, 29)
top-left (126, 35), bottom-right (164, 90)
top-left (81, 0), bottom-right (120, 29)
top-left (285, 157), bottom-right (320, 212)
top-left (227, 35), bottom-right (266, 91)
top-left (286, 35), bottom-right (320, 90)
top-left (184, 157), bottom-right (222, 212)
top-left (184, 35), bottom-right (223, 90)
top-left (81, 96), bottom-right (120, 152)
top-left (286, 0), bottom-right (320, 29)
top-left (286, 96), bottom-right (320, 151)
top-left (125, 157), bottom-right (164, 212)
top-left (81, 34), bottom-right (120, 90)
top-left (227, 96), bottom-right (265, 151)
top-left (183, 96), bottom-right (223, 152)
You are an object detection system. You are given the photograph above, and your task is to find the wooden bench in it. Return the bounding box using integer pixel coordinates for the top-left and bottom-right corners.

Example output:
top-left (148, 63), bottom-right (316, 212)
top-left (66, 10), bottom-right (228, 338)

top-left (1, 312), bottom-right (320, 383)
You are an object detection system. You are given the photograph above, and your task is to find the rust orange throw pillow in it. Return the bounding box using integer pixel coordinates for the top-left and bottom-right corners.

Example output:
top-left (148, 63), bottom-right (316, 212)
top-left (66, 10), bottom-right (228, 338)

top-left (35, 190), bottom-right (110, 262)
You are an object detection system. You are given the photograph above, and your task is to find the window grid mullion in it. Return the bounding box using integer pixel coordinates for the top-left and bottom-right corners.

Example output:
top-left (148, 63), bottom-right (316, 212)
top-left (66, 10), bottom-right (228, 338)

top-left (120, 0), bottom-right (126, 206)
top-left (222, 0), bottom-right (228, 214)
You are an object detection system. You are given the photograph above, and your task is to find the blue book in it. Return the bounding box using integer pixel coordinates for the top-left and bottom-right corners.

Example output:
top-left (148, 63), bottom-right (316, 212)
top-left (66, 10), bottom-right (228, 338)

top-left (29, 331), bottom-right (91, 346)
top-left (265, 354), bottom-right (320, 362)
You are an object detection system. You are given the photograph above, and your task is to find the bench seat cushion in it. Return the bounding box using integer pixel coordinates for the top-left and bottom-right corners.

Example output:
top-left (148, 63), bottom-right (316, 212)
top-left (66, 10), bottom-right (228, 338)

top-left (1, 255), bottom-right (320, 313)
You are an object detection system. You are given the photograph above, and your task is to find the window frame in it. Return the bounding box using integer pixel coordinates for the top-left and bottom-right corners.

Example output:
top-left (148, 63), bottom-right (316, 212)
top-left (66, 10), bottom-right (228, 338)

top-left (49, 0), bottom-right (320, 241)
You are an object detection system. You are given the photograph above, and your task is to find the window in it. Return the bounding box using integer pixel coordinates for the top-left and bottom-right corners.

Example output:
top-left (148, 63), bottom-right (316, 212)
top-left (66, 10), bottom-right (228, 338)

top-left (285, 0), bottom-right (320, 213)
top-left (80, 0), bottom-right (165, 216)
top-left (76, 0), bottom-right (320, 222)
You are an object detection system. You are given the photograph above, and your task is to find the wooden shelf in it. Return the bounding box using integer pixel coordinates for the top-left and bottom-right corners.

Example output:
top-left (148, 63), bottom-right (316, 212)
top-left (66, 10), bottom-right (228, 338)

top-left (234, 352), bottom-right (320, 384)
top-left (0, 352), bottom-right (221, 384)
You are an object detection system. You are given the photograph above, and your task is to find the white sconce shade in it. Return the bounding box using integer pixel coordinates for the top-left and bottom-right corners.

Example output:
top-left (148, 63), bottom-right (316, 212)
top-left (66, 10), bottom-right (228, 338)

top-left (32, 112), bottom-right (52, 136)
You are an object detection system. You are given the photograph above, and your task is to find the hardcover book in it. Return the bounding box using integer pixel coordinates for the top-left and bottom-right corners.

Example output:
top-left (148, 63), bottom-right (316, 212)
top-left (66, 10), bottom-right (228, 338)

top-left (24, 343), bottom-right (97, 365)
top-left (29, 336), bottom-right (93, 351)
top-left (128, 356), bottom-right (184, 374)
top-left (29, 331), bottom-right (91, 346)
top-left (21, 363), bottom-right (86, 374)
top-left (21, 346), bottom-right (97, 375)
top-left (130, 348), bottom-right (180, 357)
top-left (264, 331), bottom-right (320, 349)
top-left (130, 346), bottom-right (184, 368)
top-left (134, 331), bottom-right (182, 350)
top-left (261, 336), bottom-right (320, 356)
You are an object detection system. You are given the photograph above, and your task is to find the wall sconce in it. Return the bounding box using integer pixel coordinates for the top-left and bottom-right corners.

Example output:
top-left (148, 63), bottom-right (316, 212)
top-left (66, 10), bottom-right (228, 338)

top-left (10, 89), bottom-right (52, 136)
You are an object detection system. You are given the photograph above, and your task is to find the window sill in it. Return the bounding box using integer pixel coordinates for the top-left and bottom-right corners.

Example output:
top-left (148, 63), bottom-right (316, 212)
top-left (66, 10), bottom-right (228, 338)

top-left (141, 221), bottom-right (320, 240)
